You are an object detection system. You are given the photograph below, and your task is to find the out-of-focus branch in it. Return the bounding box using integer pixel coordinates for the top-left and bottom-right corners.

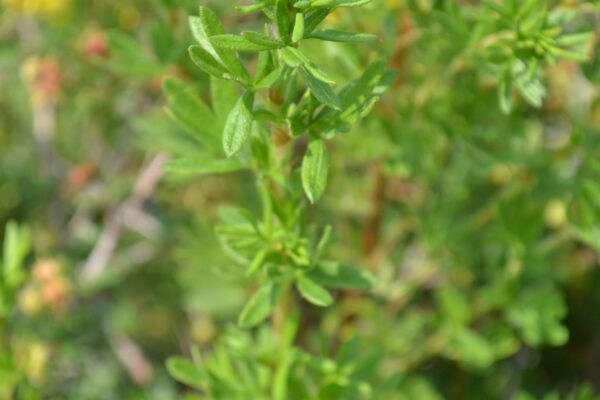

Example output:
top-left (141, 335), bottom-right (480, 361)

top-left (79, 153), bottom-right (168, 284)
top-left (32, 98), bottom-right (61, 176)
top-left (109, 334), bottom-right (154, 386)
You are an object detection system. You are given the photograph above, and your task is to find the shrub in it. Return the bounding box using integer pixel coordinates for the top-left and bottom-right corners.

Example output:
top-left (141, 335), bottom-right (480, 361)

top-left (0, 0), bottom-right (599, 399)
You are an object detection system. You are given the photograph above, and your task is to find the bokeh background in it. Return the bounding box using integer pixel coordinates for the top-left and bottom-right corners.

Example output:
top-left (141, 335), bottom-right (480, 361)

top-left (1, 0), bottom-right (600, 398)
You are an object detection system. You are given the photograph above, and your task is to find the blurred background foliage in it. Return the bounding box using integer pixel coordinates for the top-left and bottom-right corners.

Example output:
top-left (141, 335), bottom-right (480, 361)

top-left (1, 0), bottom-right (600, 398)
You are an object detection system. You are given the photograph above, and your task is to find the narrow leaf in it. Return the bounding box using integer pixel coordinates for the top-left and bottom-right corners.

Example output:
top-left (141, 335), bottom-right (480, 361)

top-left (223, 91), bottom-right (255, 157)
top-left (311, 0), bottom-right (372, 7)
top-left (292, 13), bottom-right (305, 43)
top-left (297, 275), bottom-right (333, 307)
top-left (238, 282), bottom-right (276, 328)
top-left (246, 247), bottom-right (269, 277)
top-left (281, 47), bottom-right (334, 83)
top-left (309, 261), bottom-right (377, 289)
top-left (166, 357), bottom-right (205, 389)
top-left (3, 222), bottom-right (30, 288)
top-left (188, 45), bottom-right (233, 81)
top-left (164, 157), bottom-right (246, 176)
top-left (301, 138), bottom-right (330, 203)
top-left (307, 29), bottom-right (378, 42)
top-left (276, 0), bottom-right (291, 40)
top-left (163, 76), bottom-right (221, 149)
top-left (255, 66), bottom-right (286, 89)
top-left (299, 67), bottom-right (341, 110)
top-left (191, 7), bottom-right (250, 83)
top-left (210, 76), bottom-right (239, 122)
top-left (210, 34), bottom-right (277, 51)
top-left (304, 8), bottom-right (330, 34)
top-left (255, 50), bottom-right (275, 82)
top-left (242, 31), bottom-right (285, 49)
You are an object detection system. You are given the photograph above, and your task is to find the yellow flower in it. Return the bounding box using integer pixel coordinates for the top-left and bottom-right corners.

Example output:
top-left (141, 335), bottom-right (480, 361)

top-left (118, 6), bottom-right (140, 30)
top-left (489, 163), bottom-right (513, 186)
top-left (385, 0), bottom-right (401, 9)
top-left (26, 342), bottom-right (51, 383)
top-left (3, 0), bottom-right (70, 17)
top-left (18, 286), bottom-right (43, 316)
top-left (545, 199), bottom-right (568, 228)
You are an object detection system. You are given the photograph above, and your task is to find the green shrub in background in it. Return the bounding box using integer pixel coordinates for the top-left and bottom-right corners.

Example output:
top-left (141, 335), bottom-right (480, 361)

top-left (1, 0), bottom-right (600, 399)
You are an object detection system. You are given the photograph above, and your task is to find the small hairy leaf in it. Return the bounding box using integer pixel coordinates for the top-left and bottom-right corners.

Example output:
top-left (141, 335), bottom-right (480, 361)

top-left (299, 67), bottom-right (341, 110)
top-left (255, 66), bottom-right (286, 89)
top-left (166, 357), bottom-right (205, 388)
top-left (164, 157), bottom-right (246, 176)
top-left (297, 275), bottom-right (333, 307)
top-left (106, 31), bottom-right (162, 76)
top-left (2, 221), bottom-right (30, 288)
top-left (292, 13), bottom-right (305, 42)
top-left (242, 31), bottom-right (285, 49)
top-left (309, 261), bottom-right (378, 290)
top-left (163, 76), bottom-right (221, 149)
top-left (188, 45), bottom-right (232, 81)
top-left (238, 282), bottom-right (277, 328)
top-left (210, 76), bottom-right (239, 122)
top-left (223, 91), bottom-right (255, 157)
top-left (307, 29), bottom-right (378, 42)
top-left (304, 8), bottom-right (330, 34)
top-left (310, 0), bottom-right (372, 8)
top-left (210, 34), bottom-right (277, 51)
top-left (276, 0), bottom-right (291, 40)
top-left (281, 47), bottom-right (334, 83)
top-left (191, 7), bottom-right (249, 83)
top-left (301, 138), bottom-right (330, 203)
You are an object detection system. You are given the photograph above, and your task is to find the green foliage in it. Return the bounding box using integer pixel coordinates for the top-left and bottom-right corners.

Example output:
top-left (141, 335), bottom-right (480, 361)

top-left (164, 0), bottom-right (388, 397)
top-left (1, 0), bottom-right (600, 398)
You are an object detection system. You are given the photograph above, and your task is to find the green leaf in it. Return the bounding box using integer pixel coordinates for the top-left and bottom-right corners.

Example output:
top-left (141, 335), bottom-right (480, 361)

top-left (223, 91), bottom-right (255, 157)
top-left (238, 282), bottom-right (277, 328)
top-left (195, 7), bottom-right (224, 36)
top-left (188, 45), bottom-right (233, 81)
top-left (2, 221), bottom-right (30, 288)
top-left (166, 357), bottom-right (205, 389)
top-left (106, 31), bottom-right (162, 77)
top-left (246, 247), bottom-right (269, 277)
top-left (281, 47), bottom-right (305, 68)
top-left (310, 0), bottom-right (372, 8)
top-left (443, 328), bottom-right (495, 368)
top-left (276, 0), bottom-right (292, 40)
top-left (299, 67), bottom-right (341, 109)
top-left (301, 137), bottom-right (330, 203)
top-left (210, 76), bottom-right (239, 123)
top-left (188, 16), bottom-right (214, 57)
top-left (190, 7), bottom-right (249, 83)
top-left (273, 350), bottom-right (298, 400)
top-left (237, 2), bottom-right (268, 13)
top-left (242, 31), bottom-right (285, 49)
top-left (309, 261), bottom-right (377, 289)
top-left (297, 275), bottom-right (333, 307)
top-left (314, 60), bottom-right (394, 128)
top-left (210, 34), bottom-right (278, 51)
top-left (557, 32), bottom-right (593, 46)
top-left (163, 76), bottom-right (221, 149)
top-left (281, 47), bottom-right (334, 83)
top-left (164, 157), bottom-right (246, 176)
top-left (304, 8), bottom-right (330, 34)
top-left (498, 76), bottom-right (513, 114)
top-left (255, 66), bottom-right (286, 89)
top-left (292, 13), bottom-right (305, 43)
top-left (307, 29), bottom-right (378, 42)
top-left (255, 50), bottom-right (276, 82)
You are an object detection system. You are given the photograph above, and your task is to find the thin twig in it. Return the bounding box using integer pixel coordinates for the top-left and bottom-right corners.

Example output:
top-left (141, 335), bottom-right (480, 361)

top-left (108, 334), bottom-right (154, 386)
top-left (79, 153), bottom-right (168, 284)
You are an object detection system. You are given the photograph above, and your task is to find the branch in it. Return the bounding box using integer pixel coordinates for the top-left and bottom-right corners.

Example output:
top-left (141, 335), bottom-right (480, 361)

top-left (79, 153), bottom-right (168, 284)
